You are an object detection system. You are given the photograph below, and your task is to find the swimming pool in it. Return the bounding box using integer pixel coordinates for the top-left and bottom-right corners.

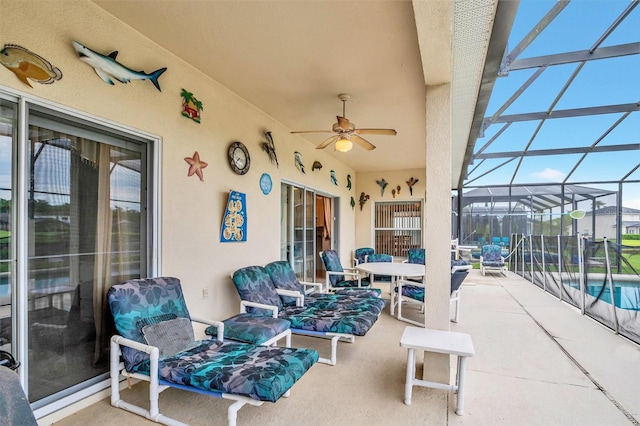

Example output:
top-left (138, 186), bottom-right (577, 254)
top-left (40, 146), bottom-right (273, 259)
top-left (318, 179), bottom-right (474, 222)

top-left (566, 280), bottom-right (640, 311)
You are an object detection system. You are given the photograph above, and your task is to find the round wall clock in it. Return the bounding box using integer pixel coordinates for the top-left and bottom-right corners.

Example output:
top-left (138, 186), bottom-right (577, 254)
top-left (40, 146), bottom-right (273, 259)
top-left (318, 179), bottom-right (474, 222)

top-left (260, 173), bottom-right (272, 195)
top-left (228, 141), bottom-right (250, 175)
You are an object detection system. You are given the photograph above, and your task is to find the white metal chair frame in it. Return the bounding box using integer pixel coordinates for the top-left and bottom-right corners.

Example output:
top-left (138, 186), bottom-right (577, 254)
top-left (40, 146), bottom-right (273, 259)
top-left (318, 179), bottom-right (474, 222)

top-left (395, 263), bottom-right (472, 327)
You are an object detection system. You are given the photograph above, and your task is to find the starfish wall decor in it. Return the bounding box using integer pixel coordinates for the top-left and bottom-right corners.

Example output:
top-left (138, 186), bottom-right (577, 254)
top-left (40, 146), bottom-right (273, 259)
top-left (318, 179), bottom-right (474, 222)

top-left (184, 151), bottom-right (208, 181)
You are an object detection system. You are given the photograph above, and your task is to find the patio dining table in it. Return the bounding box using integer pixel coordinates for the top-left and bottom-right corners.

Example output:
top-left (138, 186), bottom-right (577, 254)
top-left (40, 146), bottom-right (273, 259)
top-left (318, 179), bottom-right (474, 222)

top-left (355, 262), bottom-right (425, 316)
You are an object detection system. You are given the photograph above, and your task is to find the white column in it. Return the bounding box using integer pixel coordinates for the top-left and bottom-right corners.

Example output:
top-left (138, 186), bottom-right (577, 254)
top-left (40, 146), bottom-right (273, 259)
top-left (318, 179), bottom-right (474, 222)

top-left (423, 82), bottom-right (452, 383)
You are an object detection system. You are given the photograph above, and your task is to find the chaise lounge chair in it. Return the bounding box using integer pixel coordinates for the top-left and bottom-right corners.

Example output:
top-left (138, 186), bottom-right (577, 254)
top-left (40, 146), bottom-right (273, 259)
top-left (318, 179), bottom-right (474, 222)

top-left (226, 261), bottom-right (385, 365)
top-left (107, 276), bottom-right (318, 426)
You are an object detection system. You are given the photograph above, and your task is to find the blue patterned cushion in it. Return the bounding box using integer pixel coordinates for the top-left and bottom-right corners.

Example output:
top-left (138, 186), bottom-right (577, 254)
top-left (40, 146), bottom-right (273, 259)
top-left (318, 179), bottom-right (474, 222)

top-left (320, 250), bottom-right (345, 286)
top-left (399, 284), bottom-right (425, 302)
top-left (205, 313), bottom-right (290, 345)
top-left (278, 293), bottom-right (382, 336)
top-left (305, 293), bottom-right (386, 315)
top-left (264, 261), bottom-right (304, 306)
top-left (133, 340), bottom-right (318, 402)
top-left (334, 288), bottom-right (382, 298)
top-left (365, 253), bottom-right (393, 282)
top-left (451, 259), bottom-right (470, 268)
top-left (354, 247), bottom-right (374, 264)
top-left (280, 305), bottom-right (379, 336)
top-left (481, 245), bottom-right (504, 264)
top-left (107, 277), bottom-right (192, 371)
top-left (332, 276), bottom-right (372, 288)
top-left (407, 248), bottom-right (425, 265)
top-left (232, 266), bottom-right (283, 314)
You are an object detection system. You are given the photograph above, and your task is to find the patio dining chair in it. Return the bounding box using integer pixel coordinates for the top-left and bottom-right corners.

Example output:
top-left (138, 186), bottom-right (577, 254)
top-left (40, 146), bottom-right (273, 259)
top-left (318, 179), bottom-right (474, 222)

top-left (402, 248), bottom-right (425, 283)
top-left (480, 244), bottom-right (507, 276)
top-left (364, 253), bottom-right (394, 290)
top-left (353, 247), bottom-right (375, 267)
top-left (319, 250), bottom-right (372, 293)
top-left (395, 260), bottom-right (472, 327)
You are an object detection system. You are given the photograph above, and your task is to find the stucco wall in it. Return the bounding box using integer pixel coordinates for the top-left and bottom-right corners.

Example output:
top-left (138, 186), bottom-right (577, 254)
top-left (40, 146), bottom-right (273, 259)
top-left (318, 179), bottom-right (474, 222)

top-left (0, 0), bottom-right (356, 321)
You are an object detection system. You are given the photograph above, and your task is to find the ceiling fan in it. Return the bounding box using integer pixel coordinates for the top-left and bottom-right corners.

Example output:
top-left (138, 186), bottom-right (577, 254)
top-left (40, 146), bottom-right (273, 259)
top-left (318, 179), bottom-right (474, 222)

top-left (291, 94), bottom-right (397, 152)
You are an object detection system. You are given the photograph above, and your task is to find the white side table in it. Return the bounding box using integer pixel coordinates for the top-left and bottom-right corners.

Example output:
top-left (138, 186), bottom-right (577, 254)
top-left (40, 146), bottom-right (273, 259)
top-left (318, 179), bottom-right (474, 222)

top-left (400, 327), bottom-right (475, 415)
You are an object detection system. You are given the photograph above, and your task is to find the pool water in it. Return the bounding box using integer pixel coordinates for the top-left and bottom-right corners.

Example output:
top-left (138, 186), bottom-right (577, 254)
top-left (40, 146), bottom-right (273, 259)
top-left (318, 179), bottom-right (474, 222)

top-left (568, 281), bottom-right (640, 311)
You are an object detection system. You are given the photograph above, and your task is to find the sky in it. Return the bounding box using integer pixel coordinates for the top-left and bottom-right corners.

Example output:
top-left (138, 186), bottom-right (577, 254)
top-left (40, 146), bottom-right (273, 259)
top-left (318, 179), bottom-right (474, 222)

top-left (467, 0), bottom-right (640, 209)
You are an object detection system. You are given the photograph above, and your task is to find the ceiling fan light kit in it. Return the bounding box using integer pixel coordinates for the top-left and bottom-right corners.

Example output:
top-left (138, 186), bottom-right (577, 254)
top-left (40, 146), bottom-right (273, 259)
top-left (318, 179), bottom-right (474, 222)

top-left (335, 136), bottom-right (353, 152)
top-left (291, 93), bottom-right (396, 152)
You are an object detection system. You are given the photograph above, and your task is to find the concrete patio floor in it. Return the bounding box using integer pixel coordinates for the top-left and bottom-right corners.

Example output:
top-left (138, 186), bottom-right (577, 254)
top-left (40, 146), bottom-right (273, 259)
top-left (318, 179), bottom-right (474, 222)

top-left (49, 269), bottom-right (640, 425)
top-left (449, 269), bottom-right (640, 425)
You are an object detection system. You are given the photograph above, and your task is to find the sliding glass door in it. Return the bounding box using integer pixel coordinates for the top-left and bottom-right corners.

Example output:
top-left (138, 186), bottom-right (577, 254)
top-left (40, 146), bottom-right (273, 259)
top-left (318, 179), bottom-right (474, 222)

top-left (0, 93), bottom-right (156, 408)
top-left (281, 182), bottom-right (336, 282)
top-left (0, 99), bottom-right (16, 363)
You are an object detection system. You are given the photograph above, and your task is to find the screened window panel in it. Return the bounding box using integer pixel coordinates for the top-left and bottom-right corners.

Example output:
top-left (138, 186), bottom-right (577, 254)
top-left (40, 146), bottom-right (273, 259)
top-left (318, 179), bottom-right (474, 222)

top-left (374, 201), bottom-right (422, 257)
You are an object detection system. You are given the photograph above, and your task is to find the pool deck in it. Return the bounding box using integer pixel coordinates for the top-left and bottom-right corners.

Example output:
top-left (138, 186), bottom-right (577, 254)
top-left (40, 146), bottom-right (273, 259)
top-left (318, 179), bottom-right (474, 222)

top-left (448, 269), bottom-right (640, 425)
top-left (46, 268), bottom-right (640, 425)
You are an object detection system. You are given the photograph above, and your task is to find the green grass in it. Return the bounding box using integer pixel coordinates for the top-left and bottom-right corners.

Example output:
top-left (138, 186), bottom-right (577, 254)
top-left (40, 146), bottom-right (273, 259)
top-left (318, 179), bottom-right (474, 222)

top-left (622, 239), bottom-right (640, 247)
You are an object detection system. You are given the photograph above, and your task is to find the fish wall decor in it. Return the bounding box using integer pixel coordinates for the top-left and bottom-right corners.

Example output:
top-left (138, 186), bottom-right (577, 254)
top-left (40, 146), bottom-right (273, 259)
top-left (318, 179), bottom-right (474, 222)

top-left (294, 151), bottom-right (305, 174)
top-left (0, 44), bottom-right (62, 88)
top-left (261, 131), bottom-right (278, 167)
top-left (72, 41), bottom-right (166, 91)
top-left (330, 170), bottom-right (338, 186)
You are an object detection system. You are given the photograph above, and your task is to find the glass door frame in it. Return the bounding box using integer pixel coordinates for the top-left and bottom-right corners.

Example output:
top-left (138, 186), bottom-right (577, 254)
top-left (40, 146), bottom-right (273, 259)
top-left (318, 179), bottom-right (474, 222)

top-left (281, 180), bottom-right (338, 283)
top-left (1, 89), bottom-right (161, 417)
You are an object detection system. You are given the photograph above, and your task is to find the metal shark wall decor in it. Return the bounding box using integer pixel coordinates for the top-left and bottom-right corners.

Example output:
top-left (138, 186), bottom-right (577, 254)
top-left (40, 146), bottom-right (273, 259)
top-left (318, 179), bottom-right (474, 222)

top-left (0, 44), bottom-right (62, 88)
top-left (72, 41), bottom-right (167, 91)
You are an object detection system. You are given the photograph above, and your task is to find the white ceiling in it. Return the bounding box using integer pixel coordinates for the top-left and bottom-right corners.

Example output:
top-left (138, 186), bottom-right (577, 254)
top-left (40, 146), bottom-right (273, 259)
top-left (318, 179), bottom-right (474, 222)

top-left (93, 0), bottom-right (499, 186)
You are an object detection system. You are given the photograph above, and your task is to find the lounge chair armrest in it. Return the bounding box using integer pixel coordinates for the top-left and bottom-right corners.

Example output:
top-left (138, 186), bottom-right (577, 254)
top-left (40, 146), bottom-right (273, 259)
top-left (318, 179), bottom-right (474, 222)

top-left (276, 288), bottom-right (305, 306)
top-left (111, 335), bottom-right (160, 359)
top-left (191, 317), bottom-right (224, 342)
top-left (111, 335), bottom-right (160, 384)
top-left (240, 300), bottom-right (279, 318)
top-left (327, 270), bottom-right (361, 279)
top-left (299, 280), bottom-right (323, 294)
top-left (451, 264), bottom-right (473, 273)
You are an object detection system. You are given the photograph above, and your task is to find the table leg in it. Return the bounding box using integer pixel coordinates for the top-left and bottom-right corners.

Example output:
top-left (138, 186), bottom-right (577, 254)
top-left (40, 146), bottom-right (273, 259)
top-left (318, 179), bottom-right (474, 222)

top-left (389, 276), bottom-right (395, 315)
top-left (404, 347), bottom-right (414, 405)
top-left (455, 355), bottom-right (467, 415)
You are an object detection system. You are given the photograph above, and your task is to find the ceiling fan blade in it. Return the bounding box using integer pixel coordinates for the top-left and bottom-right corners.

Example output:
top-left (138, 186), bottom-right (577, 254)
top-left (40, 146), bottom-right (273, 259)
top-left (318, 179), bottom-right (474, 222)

top-left (355, 128), bottom-right (397, 136)
top-left (351, 134), bottom-right (376, 151)
top-left (316, 135), bottom-right (339, 150)
top-left (336, 116), bottom-right (351, 131)
top-left (291, 130), bottom-right (333, 134)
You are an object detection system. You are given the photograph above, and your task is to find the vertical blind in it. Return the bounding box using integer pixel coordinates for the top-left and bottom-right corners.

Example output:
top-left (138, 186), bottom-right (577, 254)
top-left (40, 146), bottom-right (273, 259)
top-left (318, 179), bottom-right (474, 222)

top-left (374, 201), bottom-right (422, 257)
